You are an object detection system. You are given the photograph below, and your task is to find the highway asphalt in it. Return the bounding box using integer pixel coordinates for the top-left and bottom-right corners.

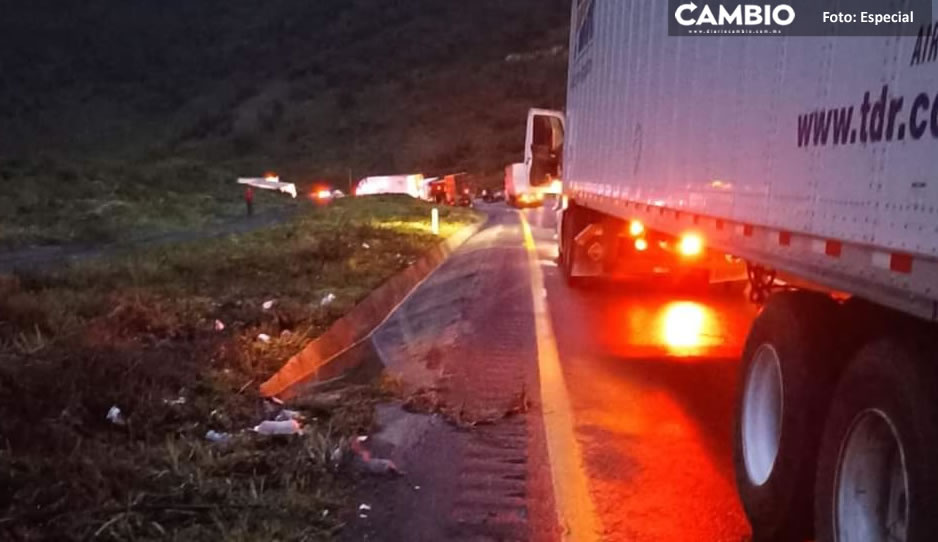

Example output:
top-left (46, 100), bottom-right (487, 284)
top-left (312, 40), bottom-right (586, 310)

top-left (344, 201), bottom-right (756, 541)
top-left (523, 203), bottom-right (755, 541)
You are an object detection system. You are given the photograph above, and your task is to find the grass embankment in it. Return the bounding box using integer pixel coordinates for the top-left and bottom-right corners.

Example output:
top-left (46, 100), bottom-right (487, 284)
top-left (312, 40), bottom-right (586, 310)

top-left (0, 1), bottom-right (568, 248)
top-left (0, 158), bottom-right (304, 249)
top-left (0, 195), bottom-right (481, 541)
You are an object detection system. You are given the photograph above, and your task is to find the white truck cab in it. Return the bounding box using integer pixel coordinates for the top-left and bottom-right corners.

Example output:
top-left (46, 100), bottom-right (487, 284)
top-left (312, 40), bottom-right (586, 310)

top-left (505, 108), bottom-right (565, 207)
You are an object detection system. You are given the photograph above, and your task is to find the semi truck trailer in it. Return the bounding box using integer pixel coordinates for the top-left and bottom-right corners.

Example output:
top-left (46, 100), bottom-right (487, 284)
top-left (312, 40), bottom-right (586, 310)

top-left (354, 174), bottom-right (423, 198)
top-left (547, 1), bottom-right (938, 540)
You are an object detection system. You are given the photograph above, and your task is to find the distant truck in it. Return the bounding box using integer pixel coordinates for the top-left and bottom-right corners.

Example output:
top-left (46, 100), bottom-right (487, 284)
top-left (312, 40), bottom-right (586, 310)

top-left (504, 163), bottom-right (540, 207)
top-left (504, 109), bottom-right (564, 208)
top-left (354, 174), bottom-right (423, 198)
top-left (428, 173), bottom-right (473, 206)
top-left (549, 2), bottom-right (938, 540)
top-left (452, 172), bottom-right (474, 207)
top-left (236, 176), bottom-right (297, 199)
top-left (428, 176), bottom-right (456, 205)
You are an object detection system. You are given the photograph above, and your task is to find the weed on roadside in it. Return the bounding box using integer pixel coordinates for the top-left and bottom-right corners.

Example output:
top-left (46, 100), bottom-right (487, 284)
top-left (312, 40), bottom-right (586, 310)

top-left (0, 196), bottom-right (481, 540)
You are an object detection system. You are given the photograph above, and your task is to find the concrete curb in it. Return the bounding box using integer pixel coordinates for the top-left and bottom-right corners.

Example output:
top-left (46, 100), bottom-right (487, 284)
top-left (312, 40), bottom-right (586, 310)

top-left (259, 218), bottom-right (486, 399)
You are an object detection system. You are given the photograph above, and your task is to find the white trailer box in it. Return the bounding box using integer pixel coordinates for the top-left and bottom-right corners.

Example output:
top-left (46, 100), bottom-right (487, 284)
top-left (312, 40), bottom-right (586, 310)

top-left (556, 1), bottom-right (938, 319)
top-left (551, 2), bottom-right (938, 540)
top-left (237, 176), bottom-right (297, 198)
top-left (355, 174), bottom-right (423, 198)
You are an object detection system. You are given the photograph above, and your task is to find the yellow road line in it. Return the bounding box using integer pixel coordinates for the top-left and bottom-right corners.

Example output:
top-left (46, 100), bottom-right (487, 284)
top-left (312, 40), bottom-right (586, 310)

top-left (520, 213), bottom-right (601, 541)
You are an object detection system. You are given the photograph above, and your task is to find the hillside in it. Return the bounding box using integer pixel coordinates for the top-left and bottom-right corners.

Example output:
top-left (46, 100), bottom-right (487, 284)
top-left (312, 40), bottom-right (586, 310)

top-left (0, 0), bottom-right (570, 247)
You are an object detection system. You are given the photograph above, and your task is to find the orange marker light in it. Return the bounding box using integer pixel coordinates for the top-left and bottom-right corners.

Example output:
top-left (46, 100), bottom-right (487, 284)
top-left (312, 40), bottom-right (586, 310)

top-left (629, 220), bottom-right (645, 237)
top-left (679, 233), bottom-right (703, 256)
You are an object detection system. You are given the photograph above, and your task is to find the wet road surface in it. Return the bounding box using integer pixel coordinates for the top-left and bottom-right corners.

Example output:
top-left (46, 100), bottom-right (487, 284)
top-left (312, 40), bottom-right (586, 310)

top-left (343, 202), bottom-right (755, 541)
top-left (343, 205), bottom-right (543, 541)
top-left (523, 204), bottom-right (755, 541)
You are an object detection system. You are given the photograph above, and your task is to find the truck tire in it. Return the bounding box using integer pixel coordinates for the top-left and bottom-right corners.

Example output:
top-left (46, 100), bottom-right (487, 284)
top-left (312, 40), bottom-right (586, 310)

top-left (814, 334), bottom-right (938, 542)
top-left (560, 203), bottom-right (588, 287)
top-left (560, 204), bottom-right (577, 285)
top-left (734, 291), bottom-right (844, 541)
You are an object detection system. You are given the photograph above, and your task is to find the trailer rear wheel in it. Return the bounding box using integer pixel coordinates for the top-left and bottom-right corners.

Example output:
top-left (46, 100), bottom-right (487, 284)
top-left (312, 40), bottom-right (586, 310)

top-left (734, 292), bottom-right (843, 541)
top-left (814, 336), bottom-right (938, 542)
top-left (560, 202), bottom-right (589, 287)
top-left (560, 206), bottom-right (578, 286)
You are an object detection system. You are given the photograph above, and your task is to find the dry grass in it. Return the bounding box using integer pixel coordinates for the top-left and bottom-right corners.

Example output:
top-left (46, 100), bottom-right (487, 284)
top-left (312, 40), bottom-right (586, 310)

top-left (0, 195), bottom-right (481, 540)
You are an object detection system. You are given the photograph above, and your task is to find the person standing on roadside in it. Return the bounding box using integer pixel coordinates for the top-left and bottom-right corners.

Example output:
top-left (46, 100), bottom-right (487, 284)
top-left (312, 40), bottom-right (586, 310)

top-left (244, 185), bottom-right (254, 217)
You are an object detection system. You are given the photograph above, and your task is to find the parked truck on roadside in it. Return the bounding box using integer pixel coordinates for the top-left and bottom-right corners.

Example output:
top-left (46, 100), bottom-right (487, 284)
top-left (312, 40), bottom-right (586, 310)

top-left (505, 162), bottom-right (546, 207)
top-left (543, 1), bottom-right (938, 540)
top-left (504, 109), bottom-right (565, 208)
top-left (428, 175), bottom-right (457, 205)
top-left (354, 174), bottom-right (424, 198)
top-left (429, 173), bottom-right (475, 207)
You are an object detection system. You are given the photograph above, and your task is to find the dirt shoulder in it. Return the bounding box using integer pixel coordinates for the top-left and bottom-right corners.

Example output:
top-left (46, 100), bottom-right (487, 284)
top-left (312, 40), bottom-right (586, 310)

top-left (0, 195), bottom-right (480, 541)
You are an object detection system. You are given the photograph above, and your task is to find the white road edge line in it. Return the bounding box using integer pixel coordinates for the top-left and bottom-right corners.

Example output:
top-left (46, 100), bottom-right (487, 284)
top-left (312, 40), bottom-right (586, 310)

top-left (520, 213), bottom-right (601, 541)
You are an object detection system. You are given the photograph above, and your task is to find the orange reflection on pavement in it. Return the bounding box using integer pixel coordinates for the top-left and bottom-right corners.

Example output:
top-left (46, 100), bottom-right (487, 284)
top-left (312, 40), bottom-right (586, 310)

top-left (661, 301), bottom-right (706, 351)
top-left (598, 295), bottom-right (742, 359)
